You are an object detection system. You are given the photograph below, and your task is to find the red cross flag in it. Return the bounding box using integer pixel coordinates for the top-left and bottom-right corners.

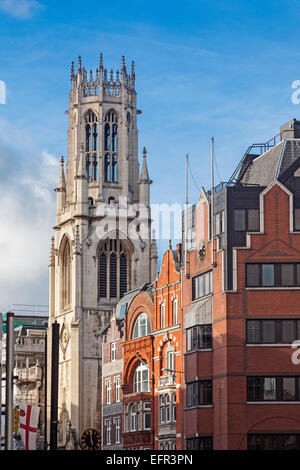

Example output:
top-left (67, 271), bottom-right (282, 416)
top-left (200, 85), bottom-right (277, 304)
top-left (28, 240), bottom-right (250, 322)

top-left (19, 402), bottom-right (40, 450)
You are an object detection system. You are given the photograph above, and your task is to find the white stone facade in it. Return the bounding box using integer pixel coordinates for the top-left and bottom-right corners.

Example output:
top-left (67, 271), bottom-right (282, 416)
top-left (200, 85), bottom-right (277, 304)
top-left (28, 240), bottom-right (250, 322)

top-left (47, 54), bottom-right (157, 448)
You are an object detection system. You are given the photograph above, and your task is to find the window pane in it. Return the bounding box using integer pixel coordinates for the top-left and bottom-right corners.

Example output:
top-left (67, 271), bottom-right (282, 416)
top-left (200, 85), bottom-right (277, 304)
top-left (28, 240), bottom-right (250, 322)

top-left (247, 377), bottom-right (262, 401)
top-left (248, 209), bottom-right (260, 231)
top-left (283, 378), bottom-right (296, 400)
top-left (283, 435), bottom-right (297, 450)
top-left (282, 320), bottom-right (295, 343)
top-left (262, 320), bottom-right (275, 343)
top-left (247, 320), bottom-right (260, 344)
top-left (263, 378), bottom-right (276, 400)
top-left (281, 264), bottom-right (294, 287)
top-left (234, 209), bottom-right (246, 231)
top-left (297, 265), bottom-right (300, 286)
top-left (262, 264), bottom-right (274, 287)
top-left (295, 208), bottom-right (300, 231)
top-left (247, 264), bottom-right (260, 287)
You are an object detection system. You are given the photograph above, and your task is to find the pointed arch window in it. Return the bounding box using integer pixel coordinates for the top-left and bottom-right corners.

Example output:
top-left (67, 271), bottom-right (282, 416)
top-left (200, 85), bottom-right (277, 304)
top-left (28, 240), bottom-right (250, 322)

top-left (98, 239), bottom-right (129, 300)
top-left (61, 239), bottom-right (72, 309)
top-left (104, 110), bottom-right (118, 183)
top-left (84, 110), bottom-right (98, 182)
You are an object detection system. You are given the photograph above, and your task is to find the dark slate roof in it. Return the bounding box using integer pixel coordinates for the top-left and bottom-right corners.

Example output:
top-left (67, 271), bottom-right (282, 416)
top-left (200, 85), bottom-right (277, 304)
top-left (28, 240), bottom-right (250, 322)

top-left (171, 250), bottom-right (181, 272)
top-left (241, 139), bottom-right (300, 186)
top-left (241, 141), bottom-right (284, 186)
top-left (115, 283), bottom-right (153, 319)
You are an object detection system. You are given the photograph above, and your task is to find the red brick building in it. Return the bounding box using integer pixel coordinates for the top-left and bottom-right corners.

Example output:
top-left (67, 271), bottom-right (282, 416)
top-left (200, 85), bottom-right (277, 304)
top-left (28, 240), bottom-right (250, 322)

top-left (152, 244), bottom-right (182, 450)
top-left (182, 119), bottom-right (300, 450)
top-left (122, 284), bottom-right (155, 450)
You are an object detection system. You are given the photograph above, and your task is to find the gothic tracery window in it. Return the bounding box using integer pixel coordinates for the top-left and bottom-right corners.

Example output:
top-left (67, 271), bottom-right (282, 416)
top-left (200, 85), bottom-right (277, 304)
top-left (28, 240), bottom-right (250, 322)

top-left (85, 110), bottom-right (98, 182)
top-left (98, 239), bottom-right (128, 300)
top-left (61, 238), bottom-right (72, 309)
top-left (104, 110), bottom-right (118, 183)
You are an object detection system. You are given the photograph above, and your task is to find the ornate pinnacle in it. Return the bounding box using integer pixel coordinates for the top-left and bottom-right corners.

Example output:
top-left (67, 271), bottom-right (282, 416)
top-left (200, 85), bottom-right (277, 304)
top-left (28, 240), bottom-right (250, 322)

top-left (99, 52), bottom-right (103, 70)
top-left (71, 61), bottom-right (75, 80)
top-left (60, 156), bottom-right (65, 166)
top-left (78, 56), bottom-right (82, 72)
top-left (131, 60), bottom-right (135, 79)
top-left (143, 147), bottom-right (147, 158)
top-left (49, 236), bottom-right (55, 267)
top-left (103, 68), bottom-right (108, 82)
top-left (89, 69), bottom-right (93, 84)
top-left (110, 68), bottom-right (114, 82)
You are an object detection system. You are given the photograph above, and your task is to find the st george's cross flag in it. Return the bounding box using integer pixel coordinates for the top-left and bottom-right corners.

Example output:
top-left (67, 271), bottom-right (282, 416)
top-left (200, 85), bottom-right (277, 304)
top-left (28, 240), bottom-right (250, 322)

top-left (19, 402), bottom-right (40, 450)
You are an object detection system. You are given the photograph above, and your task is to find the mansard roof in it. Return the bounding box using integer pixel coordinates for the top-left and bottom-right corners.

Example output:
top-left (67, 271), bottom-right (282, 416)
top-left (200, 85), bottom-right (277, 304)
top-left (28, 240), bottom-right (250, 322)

top-left (115, 282), bottom-right (153, 319)
top-left (240, 139), bottom-right (300, 187)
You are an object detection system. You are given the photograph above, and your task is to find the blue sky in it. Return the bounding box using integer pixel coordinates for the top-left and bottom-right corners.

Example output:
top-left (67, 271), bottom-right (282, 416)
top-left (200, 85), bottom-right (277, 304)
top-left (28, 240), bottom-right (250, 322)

top-left (0, 0), bottom-right (300, 311)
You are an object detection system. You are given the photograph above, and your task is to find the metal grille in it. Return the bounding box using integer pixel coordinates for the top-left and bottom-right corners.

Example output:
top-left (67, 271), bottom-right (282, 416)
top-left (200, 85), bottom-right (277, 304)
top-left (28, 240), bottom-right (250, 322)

top-left (99, 253), bottom-right (107, 298)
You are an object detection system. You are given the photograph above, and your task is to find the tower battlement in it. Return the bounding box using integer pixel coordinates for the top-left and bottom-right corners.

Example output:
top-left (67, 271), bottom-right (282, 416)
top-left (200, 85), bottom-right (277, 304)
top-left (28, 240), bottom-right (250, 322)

top-left (70, 53), bottom-right (136, 99)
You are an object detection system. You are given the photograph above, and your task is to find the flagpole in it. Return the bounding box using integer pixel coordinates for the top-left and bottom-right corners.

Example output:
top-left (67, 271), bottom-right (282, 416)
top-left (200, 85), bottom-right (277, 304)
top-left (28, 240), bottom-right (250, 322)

top-left (5, 312), bottom-right (14, 450)
top-left (185, 153), bottom-right (189, 277)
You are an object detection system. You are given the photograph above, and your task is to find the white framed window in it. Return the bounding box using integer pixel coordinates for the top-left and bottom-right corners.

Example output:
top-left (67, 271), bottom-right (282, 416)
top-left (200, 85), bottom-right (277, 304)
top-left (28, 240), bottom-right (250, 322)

top-left (105, 419), bottom-right (111, 445)
top-left (111, 342), bottom-right (117, 361)
top-left (160, 302), bottom-right (165, 329)
top-left (166, 394), bottom-right (170, 422)
top-left (167, 350), bottom-right (175, 374)
top-left (106, 379), bottom-right (111, 404)
top-left (172, 297), bottom-right (178, 325)
top-left (159, 395), bottom-right (165, 424)
top-left (144, 411), bottom-right (151, 430)
top-left (130, 404), bottom-right (136, 431)
top-left (172, 393), bottom-right (176, 422)
top-left (132, 313), bottom-right (151, 339)
top-left (115, 376), bottom-right (121, 402)
top-left (115, 418), bottom-right (120, 444)
top-left (143, 401), bottom-right (151, 430)
top-left (133, 363), bottom-right (150, 393)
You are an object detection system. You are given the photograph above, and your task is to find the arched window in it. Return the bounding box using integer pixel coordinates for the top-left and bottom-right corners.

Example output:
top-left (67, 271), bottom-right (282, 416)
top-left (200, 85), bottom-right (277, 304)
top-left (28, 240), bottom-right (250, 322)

top-left (98, 239), bottom-right (129, 300)
top-left (132, 313), bottom-right (151, 339)
top-left (104, 110), bottom-right (118, 182)
top-left (85, 110), bottom-right (98, 182)
top-left (133, 363), bottom-right (150, 393)
top-left (61, 239), bottom-right (71, 309)
top-left (160, 302), bottom-right (165, 329)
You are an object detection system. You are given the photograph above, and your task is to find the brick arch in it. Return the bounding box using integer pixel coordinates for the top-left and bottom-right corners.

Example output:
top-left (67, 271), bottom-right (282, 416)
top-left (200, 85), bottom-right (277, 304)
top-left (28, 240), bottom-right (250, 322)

top-left (127, 292), bottom-right (154, 340)
top-left (123, 354), bottom-right (151, 393)
top-left (238, 415), bottom-right (300, 450)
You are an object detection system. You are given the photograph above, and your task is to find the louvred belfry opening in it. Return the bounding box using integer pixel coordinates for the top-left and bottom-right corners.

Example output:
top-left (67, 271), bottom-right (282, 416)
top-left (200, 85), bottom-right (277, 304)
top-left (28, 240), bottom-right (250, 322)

top-left (98, 239), bottom-right (129, 300)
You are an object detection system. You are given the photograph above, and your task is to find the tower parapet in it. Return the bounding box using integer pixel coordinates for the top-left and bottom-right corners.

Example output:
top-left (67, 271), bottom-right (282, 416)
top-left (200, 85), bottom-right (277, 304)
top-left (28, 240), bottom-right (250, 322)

top-left (70, 54), bottom-right (136, 99)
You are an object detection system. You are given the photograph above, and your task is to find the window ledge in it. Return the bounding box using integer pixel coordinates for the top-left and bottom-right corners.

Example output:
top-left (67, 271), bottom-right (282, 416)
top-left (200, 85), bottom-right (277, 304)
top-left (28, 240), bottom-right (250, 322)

top-left (246, 344), bottom-right (294, 347)
top-left (245, 287), bottom-right (300, 291)
top-left (185, 349), bottom-right (213, 355)
top-left (247, 401), bottom-right (300, 405)
top-left (185, 405), bottom-right (213, 410)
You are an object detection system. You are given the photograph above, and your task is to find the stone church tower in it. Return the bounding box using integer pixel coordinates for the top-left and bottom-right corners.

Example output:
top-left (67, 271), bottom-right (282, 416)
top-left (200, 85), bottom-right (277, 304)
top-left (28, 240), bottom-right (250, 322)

top-left (47, 54), bottom-right (157, 448)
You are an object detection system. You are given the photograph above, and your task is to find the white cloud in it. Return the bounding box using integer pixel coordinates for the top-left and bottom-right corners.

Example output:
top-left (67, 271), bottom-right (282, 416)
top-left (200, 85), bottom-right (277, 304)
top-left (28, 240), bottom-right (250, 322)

top-left (0, 118), bottom-right (57, 312)
top-left (0, 0), bottom-right (42, 19)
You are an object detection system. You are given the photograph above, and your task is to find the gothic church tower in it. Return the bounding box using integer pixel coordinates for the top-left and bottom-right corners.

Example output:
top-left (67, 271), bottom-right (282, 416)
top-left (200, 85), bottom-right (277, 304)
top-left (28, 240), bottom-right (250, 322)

top-left (48, 54), bottom-right (157, 447)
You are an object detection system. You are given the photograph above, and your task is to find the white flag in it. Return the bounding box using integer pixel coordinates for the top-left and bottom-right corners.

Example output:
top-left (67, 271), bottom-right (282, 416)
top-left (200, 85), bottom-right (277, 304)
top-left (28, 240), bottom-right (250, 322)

top-left (19, 402), bottom-right (40, 450)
